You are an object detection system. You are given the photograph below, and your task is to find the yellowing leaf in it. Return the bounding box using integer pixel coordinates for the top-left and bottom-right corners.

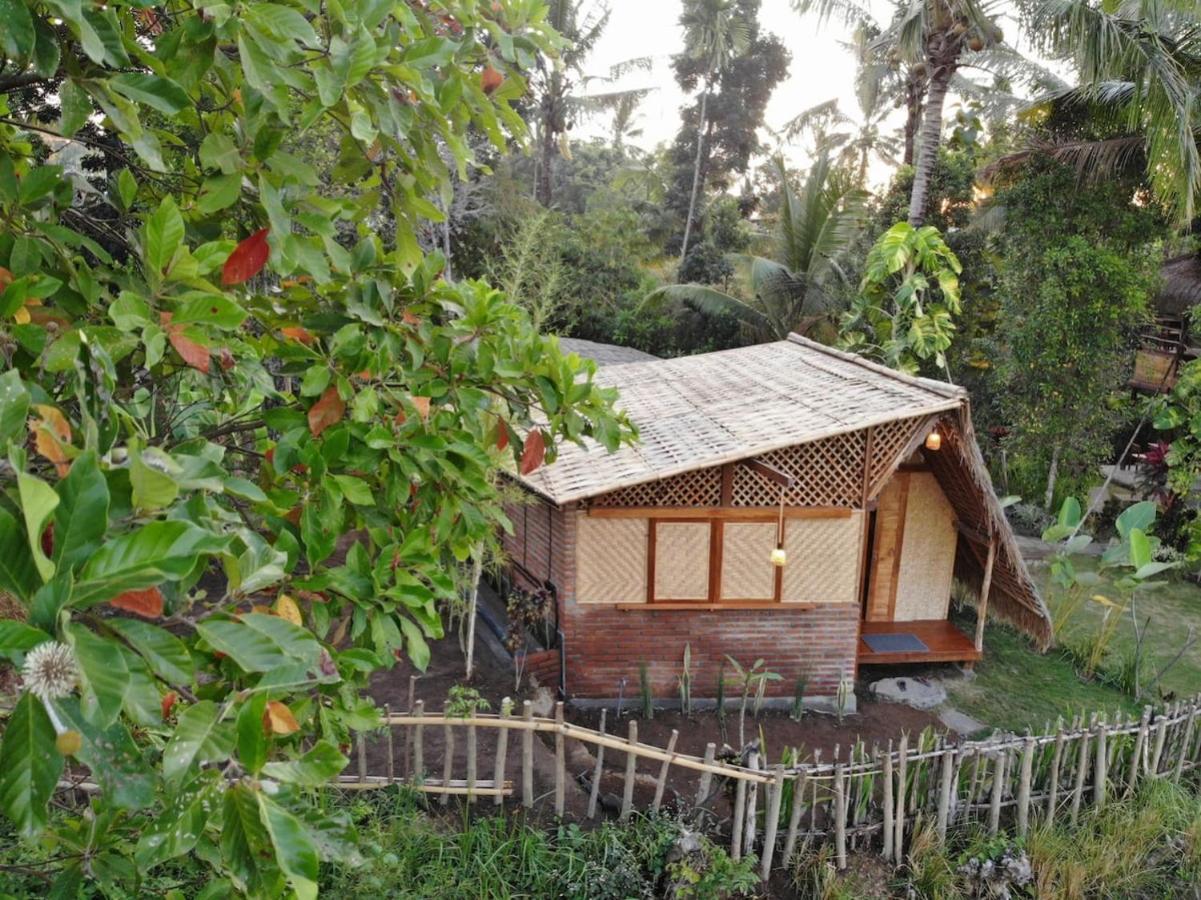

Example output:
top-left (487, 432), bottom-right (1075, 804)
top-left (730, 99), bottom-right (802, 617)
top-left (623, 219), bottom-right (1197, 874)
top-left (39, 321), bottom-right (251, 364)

top-left (31, 404), bottom-right (72, 477)
top-left (263, 700), bottom-right (300, 735)
top-left (274, 594), bottom-right (302, 626)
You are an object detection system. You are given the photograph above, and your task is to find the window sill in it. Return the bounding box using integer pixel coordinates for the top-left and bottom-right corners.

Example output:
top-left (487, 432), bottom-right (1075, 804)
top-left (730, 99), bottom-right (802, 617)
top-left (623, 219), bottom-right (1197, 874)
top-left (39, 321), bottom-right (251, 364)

top-left (613, 602), bottom-right (819, 611)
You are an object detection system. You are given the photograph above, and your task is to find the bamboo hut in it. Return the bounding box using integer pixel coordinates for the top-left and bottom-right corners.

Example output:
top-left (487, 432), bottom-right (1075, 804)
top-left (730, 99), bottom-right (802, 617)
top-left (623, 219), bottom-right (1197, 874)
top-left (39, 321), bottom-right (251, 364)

top-left (500, 335), bottom-right (1051, 707)
top-left (1132, 253), bottom-right (1201, 393)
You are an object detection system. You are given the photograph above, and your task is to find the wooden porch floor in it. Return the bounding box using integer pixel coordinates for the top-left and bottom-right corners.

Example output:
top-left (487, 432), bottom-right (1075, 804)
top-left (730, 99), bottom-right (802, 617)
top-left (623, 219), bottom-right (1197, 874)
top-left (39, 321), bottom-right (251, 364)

top-left (858, 619), bottom-right (981, 665)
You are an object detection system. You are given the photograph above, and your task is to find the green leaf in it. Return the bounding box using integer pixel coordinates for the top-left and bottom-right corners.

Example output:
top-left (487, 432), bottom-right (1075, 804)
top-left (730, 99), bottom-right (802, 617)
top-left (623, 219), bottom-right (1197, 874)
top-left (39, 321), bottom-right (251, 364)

top-left (0, 369), bottom-right (30, 447)
top-left (51, 697), bottom-right (153, 809)
top-left (1128, 527), bottom-right (1153, 571)
top-left (161, 700), bottom-right (223, 782)
top-left (1115, 501), bottom-right (1157, 540)
top-left (173, 292), bottom-right (247, 330)
top-left (110, 73), bottom-right (191, 115)
top-left (196, 173), bottom-right (242, 215)
top-left (0, 621), bottom-right (51, 663)
top-left (0, 0), bottom-right (36, 60)
top-left (143, 196), bottom-right (185, 277)
top-left (0, 507), bottom-right (38, 601)
top-left (398, 615), bottom-right (430, 671)
top-left (106, 618), bottom-right (193, 685)
top-left (0, 692), bottom-right (63, 838)
top-left (222, 785), bottom-right (271, 889)
top-left (257, 793), bottom-right (319, 900)
top-left (247, 3), bottom-right (320, 47)
top-left (331, 474), bottom-right (374, 506)
top-left (196, 613), bottom-right (320, 673)
top-left (236, 693), bottom-right (268, 775)
top-left (261, 741), bottom-right (347, 786)
top-left (17, 470), bottom-right (59, 582)
top-left (52, 450), bottom-right (110, 570)
top-left (135, 780), bottom-right (215, 868)
top-left (74, 521), bottom-right (230, 608)
top-left (69, 623), bottom-right (129, 728)
top-left (131, 447), bottom-right (181, 511)
top-left (1056, 497), bottom-right (1082, 530)
top-left (199, 133), bottom-right (240, 174)
top-left (58, 80), bottom-right (92, 136)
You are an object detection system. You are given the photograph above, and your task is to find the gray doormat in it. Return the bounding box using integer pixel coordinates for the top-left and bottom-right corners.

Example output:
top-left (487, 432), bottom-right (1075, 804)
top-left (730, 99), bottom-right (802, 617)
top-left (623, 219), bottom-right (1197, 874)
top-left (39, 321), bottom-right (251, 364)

top-left (863, 632), bottom-right (929, 654)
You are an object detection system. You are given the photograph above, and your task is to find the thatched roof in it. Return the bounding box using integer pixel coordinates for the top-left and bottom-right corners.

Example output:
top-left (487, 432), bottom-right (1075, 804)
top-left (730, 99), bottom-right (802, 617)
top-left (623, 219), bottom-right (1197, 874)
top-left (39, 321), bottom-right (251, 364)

top-left (1156, 253), bottom-right (1201, 318)
top-left (522, 335), bottom-right (965, 504)
top-left (558, 337), bottom-right (658, 367)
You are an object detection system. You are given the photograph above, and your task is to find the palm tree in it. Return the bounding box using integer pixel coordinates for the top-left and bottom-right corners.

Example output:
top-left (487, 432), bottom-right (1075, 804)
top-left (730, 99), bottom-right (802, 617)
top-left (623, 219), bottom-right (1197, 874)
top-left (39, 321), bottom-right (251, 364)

top-left (1017, 0), bottom-right (1201, 226)
top-left (795, 0), bottom-right (1007, 226)
top-left (678, 0), bottom-right (751, 263)
top-left (649, 153), bottom-right (867, 339)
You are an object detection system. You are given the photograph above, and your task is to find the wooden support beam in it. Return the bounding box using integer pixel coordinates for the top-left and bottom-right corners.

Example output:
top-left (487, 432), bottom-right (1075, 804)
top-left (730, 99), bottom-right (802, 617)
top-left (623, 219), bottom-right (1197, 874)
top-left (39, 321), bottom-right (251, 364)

top-left (975, 538), bottom-right (997, 653)
top-left (956, 521), bottom-right (992, 547)
top-left (740, 456), bottom-right (796, 488)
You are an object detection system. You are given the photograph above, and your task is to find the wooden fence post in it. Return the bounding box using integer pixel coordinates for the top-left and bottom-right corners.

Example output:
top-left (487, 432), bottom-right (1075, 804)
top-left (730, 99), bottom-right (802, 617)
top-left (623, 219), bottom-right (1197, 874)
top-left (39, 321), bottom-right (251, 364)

top-left (1150, 714), bottom-right (1168, 776)
top-left (621, 719), bottom-right (637, 821)
top-left (782, 768), bottom-right (808, 868)
top-left (493, 698), bottom-right (511, 807)
top-left (1174, 705), bottom-right (1197, 783)
top-left (936, 747), bottom-right (954, 843)
top-left (988, 750), bottom-right (1006, 836)
top-left (384, 705), bottom-right (395, 785)
top-left (1093, 718), bottom-right (1107, 809)
top-left (1047, 727), bottom-right (1065, 825)
top-left (440, 721), bottom-right (454, 806)
top-left (587, 708), bottom-right (606, 819)
top-left (1070, 727), bottom-right (1090, 826)
top-left (1126, 707), bottom-right (1151, 798)
top-left (554, 702), bottom-right (566, 816)
top-left (731, 777), bottom-right (747, 861)
top-left (466, 721), bottom-right (478, 804)
top-left (760, 766), bottom-right (786, 880)
top-left (357, 732), bottom-right (367, 785)
top-left (652, 730), bottom-right (678, 813)
top-left (833, 764), bottom-right (848, 871)
top-left (412, 699), bottom-right (424, 779)
top-left (882, 742), bottom-right (894, 861)
top-left (742, 746), bottom-right (761, 859)
top-left (893, 734), bottom-right (908, 865)
top-left (521, 700), bottom-right (534, 809)
top-left (1017, 735), bottom-right (1035, 838)
top-left (402, 676), bottom-right (416, 778)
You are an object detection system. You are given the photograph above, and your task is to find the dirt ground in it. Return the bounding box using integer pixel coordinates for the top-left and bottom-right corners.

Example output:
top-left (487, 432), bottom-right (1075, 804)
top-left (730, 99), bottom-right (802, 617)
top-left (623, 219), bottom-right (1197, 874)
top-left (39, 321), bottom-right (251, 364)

top-left (365, 626), bottom-right (953, 826)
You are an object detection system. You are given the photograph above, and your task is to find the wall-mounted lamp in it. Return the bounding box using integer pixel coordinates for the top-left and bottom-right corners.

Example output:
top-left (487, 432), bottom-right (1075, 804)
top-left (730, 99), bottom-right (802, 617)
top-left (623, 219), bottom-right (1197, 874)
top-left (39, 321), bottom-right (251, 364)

top-left (925, 430), bottom-right (942, 452)
top-left (771, 484), bottom-right (788, 567)
top-left (771, 546), bottom-right (787, 567)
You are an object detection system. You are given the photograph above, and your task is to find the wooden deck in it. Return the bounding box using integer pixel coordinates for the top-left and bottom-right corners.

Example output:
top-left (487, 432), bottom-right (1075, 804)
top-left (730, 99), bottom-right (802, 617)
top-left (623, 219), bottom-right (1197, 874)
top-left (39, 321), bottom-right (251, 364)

top-left (857, 619), bottom-right (981, 665)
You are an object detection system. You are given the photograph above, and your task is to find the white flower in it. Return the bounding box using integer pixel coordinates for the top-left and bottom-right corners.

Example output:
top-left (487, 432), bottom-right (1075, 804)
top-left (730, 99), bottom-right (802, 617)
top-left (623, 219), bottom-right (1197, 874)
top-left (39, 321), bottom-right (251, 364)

top-left (22, 641), bottom-right (79, 701)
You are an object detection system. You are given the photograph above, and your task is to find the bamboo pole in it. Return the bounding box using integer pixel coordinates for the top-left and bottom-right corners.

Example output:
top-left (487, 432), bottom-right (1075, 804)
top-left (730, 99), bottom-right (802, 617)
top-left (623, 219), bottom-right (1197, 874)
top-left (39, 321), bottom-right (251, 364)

top-left (621, 719), bottom-right (637, 821)
top-left (1094, 718), bottom-right (1107, 809)
top-left (782, 768), bottom-right (808, 868)
top-left (760, 766), bottom-right (786, 880)
top-left (696, 743), bottom-right (717, 807)
top-left (1126, 707), bottom-right (1151, 799)
top-left (743, 746), bottom-right (761, 858)
top-left (402, 677), bottom-right (416, 778)
top-left (1174, 705), bottom-right (1196, 783)
top-left (1150, 714), bottom-right (1168, 776)
top-left (1070, 728), bottom-right (1090, 826)
top-left (965, 750), bottom-right (983, 824)
top-left (521, 701), bottom-right (534, 809)
top-left (893, 734), bottom-right (908, 865)
top-left (440, 722), bottom-right (454, 807)
top-left (554, 702), bottom-right (566, 816)
top-left (988, 751), bottom-right (1006, 836)
top-left (467, 722), bottom-right (478, 803)
top-left (833, 764), bottom-right (847, 870)
top-left (385, 704), bottom-right (394, 785)
top-left (493, 699), bottom-right (511, 808)
top-left (731, 776), bottom-right (747, 861)
top-left (652, 730), bottom-right (678, 813)
top-left (882, 742), bottom-right (894, 861)
top-left (1017, 735), bottom-right (1035, 838)
top-left (1046, 727), bottom-right (1065, 825)
top-left (357, 732), bottom-right (367, 785)
top-left (975, 538), bottom-right (996, 652)
top-left (413, 700), bottom-right (425, 778)
top-left (936, 747), bottom-right (954, 843)
top-left (587, 708), bottom-right (606, 819)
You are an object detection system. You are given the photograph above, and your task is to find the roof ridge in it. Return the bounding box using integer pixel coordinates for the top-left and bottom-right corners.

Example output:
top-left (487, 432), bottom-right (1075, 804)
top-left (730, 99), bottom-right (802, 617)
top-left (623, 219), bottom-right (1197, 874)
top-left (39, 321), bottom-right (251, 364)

top-left (785, 333), bottom-right (966, 400)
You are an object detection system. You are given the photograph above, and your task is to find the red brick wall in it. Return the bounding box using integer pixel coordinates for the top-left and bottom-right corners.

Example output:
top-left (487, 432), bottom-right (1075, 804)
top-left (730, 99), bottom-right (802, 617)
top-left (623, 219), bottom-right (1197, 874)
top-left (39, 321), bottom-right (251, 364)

top-left (501, 498), bottom-right (860, 700)
top-left (516, 648), bottom-right (561, 691)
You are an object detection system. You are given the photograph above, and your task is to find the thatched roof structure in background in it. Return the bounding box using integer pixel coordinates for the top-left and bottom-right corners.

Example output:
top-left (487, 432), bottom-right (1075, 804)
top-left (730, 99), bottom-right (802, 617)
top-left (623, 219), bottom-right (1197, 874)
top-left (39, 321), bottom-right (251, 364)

top-left (515, 335), bottom-right (1052, 646)
top-left (558, 337), bottom-right (658, 367)
top-left (1156, 253), bottom-right (1201, 318)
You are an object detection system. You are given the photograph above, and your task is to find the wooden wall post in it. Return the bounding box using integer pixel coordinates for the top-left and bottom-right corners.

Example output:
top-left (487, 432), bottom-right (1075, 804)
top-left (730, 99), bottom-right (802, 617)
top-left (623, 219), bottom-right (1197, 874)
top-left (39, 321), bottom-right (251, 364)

top-left (975, 538), bottom-right (997, 652)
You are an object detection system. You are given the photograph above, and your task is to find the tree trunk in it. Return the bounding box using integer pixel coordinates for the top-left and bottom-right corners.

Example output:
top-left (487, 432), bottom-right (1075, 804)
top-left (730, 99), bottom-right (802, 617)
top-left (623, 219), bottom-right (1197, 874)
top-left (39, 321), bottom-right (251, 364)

top-left (464, 549), bottom-right (483, 679)
top-left (1044, 445), bottom-right (1061, 511)
top-left (536, 117), bottom-right (556, 207)
top-left (907, 64), bottom-right (952, 226)
top-left (902, 69), bottom-right (925, 168)
top-left (679, 83), bottom-right (711, 264)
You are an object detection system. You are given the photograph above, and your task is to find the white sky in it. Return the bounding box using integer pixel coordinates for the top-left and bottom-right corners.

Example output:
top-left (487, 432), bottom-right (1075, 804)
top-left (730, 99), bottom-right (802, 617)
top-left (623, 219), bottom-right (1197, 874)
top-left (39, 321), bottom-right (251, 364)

top-left (574, 0), bottom-right (1044, 188)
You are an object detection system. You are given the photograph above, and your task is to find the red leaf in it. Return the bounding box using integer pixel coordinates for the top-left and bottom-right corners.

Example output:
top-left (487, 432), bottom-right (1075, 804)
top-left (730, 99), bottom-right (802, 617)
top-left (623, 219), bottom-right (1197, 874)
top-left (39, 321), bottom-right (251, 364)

top-left (110, 586), bottom-right (165, 619)
top-left (481, 65), bottom-right (503, 94)
top-left (221, 228), bottom-right (270, 286)
top-left (308, 386), bottom-right (345, 437)
top-left (161, 691), bottom-right (177, 720)
top-left (160, 312), bottom-right (211, 374)
top-left (217, 348), bottom-right (236, 371)
top-left (280, 325), bottom-right (315, 345)
top-left (519, 429), bottom-right (546, 475)
top-left (495, 421), bottom-right (509, 451)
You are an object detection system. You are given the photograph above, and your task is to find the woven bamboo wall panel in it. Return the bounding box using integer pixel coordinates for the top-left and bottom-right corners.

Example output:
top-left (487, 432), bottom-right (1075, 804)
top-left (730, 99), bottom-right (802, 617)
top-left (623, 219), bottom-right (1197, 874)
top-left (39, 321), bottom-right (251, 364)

top-left (591, 466), bottom-right (722, 508)
top-left (576, 517), bottom-right (648, 604)
top-left (781, 512), bottom-right (863, 604)
top-left (653, 522), bottom-right (710, 600)
top-left (893, 473), bottom-right (957, 621)
top-left (731, 430), bottom-right (869, 507)
top-left (719, 522), bottom-right (777, 600)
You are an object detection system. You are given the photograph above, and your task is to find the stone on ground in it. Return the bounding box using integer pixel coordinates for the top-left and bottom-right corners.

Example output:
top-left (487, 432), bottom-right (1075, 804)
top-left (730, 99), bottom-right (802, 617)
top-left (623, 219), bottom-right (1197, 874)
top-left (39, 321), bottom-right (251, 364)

top-left (869, 676), bottom-right (947, 710)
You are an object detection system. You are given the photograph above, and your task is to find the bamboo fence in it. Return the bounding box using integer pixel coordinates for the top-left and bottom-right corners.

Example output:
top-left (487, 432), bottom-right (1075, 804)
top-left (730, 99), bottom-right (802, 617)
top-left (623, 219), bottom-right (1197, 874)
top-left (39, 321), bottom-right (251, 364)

top-left (341, 684), bottom-right (1201, 880)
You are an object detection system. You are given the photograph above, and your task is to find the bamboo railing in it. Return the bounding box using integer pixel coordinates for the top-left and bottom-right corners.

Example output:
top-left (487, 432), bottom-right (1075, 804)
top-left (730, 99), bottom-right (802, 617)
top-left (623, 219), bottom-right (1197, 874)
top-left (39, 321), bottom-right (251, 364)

top-left (343, 684), bottom-right (1201, 880)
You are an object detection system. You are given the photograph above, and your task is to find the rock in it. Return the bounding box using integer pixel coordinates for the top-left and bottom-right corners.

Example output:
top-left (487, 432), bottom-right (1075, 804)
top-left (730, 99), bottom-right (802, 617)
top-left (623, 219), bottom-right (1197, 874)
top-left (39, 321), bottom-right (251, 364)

top-left (939, 707), bottom-right (990, 736)
top-left (529, 685), bottom-right (555, 717)
top-left (869, 676), bottom-right (946, 711)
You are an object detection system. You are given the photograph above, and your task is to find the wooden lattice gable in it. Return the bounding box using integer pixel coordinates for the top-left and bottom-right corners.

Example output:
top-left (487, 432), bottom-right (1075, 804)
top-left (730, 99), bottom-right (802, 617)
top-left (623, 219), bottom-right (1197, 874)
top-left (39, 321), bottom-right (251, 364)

top-left (517, 335), bottom-right (965, 506)
top-left (590, 415), bottom-right (932, 510)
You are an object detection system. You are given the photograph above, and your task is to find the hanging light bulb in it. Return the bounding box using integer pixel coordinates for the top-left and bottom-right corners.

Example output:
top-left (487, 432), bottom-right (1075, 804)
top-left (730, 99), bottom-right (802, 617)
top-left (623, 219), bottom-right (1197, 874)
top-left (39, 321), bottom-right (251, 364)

top-left (771, 484), bottom-right (787, 566)
top-left (925, 429), bottom-right (942, 451)
top-left (771, 545), bottom-right (787, 567)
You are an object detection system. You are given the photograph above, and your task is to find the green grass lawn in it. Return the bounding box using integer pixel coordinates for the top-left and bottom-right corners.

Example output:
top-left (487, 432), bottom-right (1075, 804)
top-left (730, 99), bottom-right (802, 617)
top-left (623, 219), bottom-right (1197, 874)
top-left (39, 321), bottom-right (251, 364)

top-left (944, 559), bottom-right (1201, 733)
